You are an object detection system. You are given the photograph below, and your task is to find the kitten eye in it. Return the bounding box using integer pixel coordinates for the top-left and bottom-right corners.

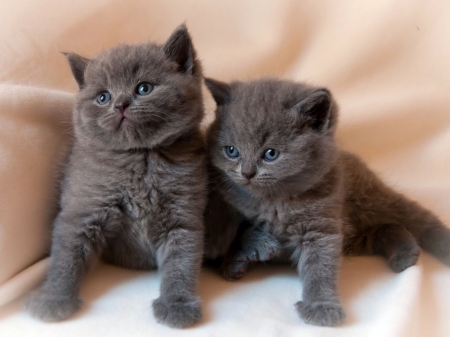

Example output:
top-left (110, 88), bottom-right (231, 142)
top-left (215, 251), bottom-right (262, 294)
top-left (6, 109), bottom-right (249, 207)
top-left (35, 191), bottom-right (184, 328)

top-left (97, 92), bottom-right (111, 105)
top-left (224, 146), bottom-right (240, 159)
top-left (136, 82), bottom-right (153, 96)
top-left (263, 148), bottom-right (280, 162)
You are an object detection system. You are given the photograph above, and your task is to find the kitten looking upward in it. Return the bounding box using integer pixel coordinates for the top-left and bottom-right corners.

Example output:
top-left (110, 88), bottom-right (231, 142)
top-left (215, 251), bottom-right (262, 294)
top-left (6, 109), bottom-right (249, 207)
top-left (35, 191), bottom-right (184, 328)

top-left (25, 25), bottom-right (207, 328)
top-left (204, 77), bottom-right (450, 327)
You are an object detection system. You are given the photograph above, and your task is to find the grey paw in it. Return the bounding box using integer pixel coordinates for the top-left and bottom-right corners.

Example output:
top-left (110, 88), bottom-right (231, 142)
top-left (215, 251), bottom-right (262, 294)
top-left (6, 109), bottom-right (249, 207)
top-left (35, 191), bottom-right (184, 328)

top-left (295, 301), bottom-right (345, 327)
top-left (389, 245), bottom-right (420, 273)
top-left (152, 295), bottom-right (202, 328)
top-left (221, 258), bottom-right (250, 280)
top-left (221, 230), bottom-right (281, 280)
top-left (25, 291), bottom-right (82, 322)
top-left (251, 233), bottom-right (281, 261)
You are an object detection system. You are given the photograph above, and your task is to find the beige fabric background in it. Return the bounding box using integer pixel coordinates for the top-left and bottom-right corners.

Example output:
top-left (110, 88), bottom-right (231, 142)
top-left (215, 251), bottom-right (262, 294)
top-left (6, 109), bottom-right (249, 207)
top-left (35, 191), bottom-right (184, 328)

top-left (1, 0), bottom-right (449, 336)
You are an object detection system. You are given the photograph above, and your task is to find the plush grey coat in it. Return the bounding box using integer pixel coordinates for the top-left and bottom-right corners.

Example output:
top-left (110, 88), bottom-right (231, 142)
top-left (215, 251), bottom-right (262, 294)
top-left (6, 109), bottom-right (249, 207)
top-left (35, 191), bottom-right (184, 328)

top-left (204, 77), bottom-right (450, 327)
top-left (25, 25), bottom-right (207, 329)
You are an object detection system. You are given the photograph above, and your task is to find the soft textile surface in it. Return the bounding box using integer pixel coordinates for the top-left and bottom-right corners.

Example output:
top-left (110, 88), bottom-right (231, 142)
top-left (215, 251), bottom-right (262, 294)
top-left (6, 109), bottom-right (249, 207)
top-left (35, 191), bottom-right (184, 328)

top-left (1, 0), bottom-right (450, 336)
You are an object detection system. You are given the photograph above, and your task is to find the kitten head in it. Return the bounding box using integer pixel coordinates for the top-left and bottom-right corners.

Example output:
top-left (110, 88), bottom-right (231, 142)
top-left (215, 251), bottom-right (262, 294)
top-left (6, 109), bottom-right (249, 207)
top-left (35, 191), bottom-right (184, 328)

top-left (205, 78), bottom-right (339, 198)
top-left (65, 24), bottom-right (203, 150)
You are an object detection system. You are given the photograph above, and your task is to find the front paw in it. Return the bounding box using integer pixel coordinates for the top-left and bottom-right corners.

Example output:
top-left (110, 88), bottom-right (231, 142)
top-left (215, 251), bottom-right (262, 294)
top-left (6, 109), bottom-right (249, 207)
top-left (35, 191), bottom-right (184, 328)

top-left (251, 233), bottom-right (281, 261)
top-left (25, 290), bottom-right (82, 322)
top-left (295, 301), bottom-right (345, 327)
top-left (220, 257), bottom-right (250, 280)
top-left (220, 234), bottom-right (280, 281)
top-left (152, 295), bottom-right (202, 328)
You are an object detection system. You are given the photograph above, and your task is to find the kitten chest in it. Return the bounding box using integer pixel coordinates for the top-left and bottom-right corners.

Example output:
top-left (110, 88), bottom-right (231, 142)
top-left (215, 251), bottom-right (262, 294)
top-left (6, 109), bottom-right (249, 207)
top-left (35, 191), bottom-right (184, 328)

top-left (119, 153), bottom-right (172, 233)
top-left (237, 196), bottom-right (288, 239)
top-left (234, 193), bottom-right (307, 243)
top-left (119, 150), bottom-right (202, 229)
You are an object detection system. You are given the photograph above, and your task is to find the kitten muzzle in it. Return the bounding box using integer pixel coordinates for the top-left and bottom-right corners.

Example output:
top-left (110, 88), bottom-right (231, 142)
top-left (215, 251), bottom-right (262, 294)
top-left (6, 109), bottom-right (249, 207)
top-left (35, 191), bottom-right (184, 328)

top-left (241, 163), bottom-right (257, 180)
top-left (114, 93), bottom-right (131, 115)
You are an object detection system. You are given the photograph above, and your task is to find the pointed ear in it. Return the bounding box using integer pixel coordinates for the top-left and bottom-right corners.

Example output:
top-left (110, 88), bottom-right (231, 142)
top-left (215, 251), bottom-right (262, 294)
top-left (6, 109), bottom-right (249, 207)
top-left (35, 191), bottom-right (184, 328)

top-left (291, 89), bottom-right (333, 131)
top-left (205, 78), bottom-right (231, 106)
top-left (63, 52), bottom-right (90, 89)
top-left (163, 24), bottom-right (198, 74)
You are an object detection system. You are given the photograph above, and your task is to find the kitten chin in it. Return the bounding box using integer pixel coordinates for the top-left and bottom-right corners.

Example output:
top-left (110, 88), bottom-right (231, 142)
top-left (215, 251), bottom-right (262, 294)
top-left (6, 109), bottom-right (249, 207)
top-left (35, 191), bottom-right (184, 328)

top-left (204, 77), bottom-right (450, 327)
top-left (25, 24), bottom-right (207, 329)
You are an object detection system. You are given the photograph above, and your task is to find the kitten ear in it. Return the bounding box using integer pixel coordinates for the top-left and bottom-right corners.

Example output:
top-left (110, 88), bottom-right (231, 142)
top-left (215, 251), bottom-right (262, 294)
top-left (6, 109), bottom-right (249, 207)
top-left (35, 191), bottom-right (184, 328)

top-left (205, 78), bottom-right (231, 106)
top-left (63, 52), bottom-right (90, 89)
top-left (163, 24), bottom-right (198, 74)
top-left (292, 89), bottom-right (333, 131)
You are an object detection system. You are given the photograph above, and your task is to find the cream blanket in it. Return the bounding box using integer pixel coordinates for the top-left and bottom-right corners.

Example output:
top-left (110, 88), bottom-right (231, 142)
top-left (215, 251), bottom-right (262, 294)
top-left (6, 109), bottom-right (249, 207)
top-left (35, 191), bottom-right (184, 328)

top-left (1, 1), bottom-right (450, 336)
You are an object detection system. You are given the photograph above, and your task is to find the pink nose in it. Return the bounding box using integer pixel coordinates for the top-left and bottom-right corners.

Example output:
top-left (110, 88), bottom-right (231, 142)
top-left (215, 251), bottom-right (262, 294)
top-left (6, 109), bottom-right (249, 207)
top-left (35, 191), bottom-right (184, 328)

top-left (241, 164), bottom-right (257, 180)
top-left (115, 100), bottom-right (130, 114)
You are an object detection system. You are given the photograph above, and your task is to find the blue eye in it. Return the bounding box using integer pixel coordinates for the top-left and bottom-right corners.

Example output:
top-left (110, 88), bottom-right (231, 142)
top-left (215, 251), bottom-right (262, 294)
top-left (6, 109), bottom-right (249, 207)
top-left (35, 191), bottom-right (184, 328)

top-left (137, 83), bottom-right (153, 96)
top-left (263, 148), bottom-right (279, 161)
top-left (97, 92), bottom-right (111, 105)
top-left (225, 146), bottom-right (240, 158)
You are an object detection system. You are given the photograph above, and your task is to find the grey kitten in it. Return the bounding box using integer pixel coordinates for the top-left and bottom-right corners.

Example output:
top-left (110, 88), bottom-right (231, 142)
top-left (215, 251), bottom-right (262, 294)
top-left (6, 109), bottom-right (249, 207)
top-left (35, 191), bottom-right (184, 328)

top-left (204, 77), bottom-right (450, 327)
top-left (25, 25), bottom-right (207, 328)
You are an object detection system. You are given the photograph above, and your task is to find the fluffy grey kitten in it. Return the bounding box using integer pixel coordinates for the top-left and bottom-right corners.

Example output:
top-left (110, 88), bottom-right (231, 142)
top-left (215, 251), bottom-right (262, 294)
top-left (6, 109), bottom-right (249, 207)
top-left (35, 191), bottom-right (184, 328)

top-left (25, 25), bottom-right (207, 328)
top-left (204, 77), bottom-right (450, 327)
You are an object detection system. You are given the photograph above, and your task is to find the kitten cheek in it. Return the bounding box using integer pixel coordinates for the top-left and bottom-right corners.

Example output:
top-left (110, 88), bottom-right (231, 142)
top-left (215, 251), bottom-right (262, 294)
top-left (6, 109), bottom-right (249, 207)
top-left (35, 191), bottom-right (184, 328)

top-left (79, 113), bottom-right (96, 131)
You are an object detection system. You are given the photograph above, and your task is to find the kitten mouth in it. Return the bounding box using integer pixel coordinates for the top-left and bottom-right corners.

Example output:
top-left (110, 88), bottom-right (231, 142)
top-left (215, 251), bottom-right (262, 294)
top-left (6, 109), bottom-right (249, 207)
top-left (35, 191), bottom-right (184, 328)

top-left (117, 116), bottom-right (127, 128)
top-left (242, 180), bottom-right (258, 190)
top-left (118, 114), bottom-right (133, 128)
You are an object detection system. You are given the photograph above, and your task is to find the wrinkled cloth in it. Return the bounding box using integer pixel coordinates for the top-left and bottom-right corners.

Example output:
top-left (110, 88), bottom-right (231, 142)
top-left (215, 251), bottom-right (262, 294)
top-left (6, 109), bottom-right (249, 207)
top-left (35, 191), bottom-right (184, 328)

top-left (1, 1), bottom-right (450, 336)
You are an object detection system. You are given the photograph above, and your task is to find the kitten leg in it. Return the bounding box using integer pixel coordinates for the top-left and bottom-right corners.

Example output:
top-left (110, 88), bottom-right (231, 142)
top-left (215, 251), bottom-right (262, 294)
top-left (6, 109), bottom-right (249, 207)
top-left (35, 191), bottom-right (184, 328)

top-left (372, 224), bottom-right (420, 273)
top-left (152, 227), bottom-right (203, 328)
top-left (343, 152), bottom-right (450, 267)
top-left (25, 208), bottom-right (116, 321)
top-left (405, 207), bottom-right (450, 266)
top-left (374, 199), bottom-right (450, 267)
top-left (419, 223), bottom-right (450, 266)
top-left (292, 231), bottom-right (345, 327)
top-left (221, 224), bottom-right (281, 280)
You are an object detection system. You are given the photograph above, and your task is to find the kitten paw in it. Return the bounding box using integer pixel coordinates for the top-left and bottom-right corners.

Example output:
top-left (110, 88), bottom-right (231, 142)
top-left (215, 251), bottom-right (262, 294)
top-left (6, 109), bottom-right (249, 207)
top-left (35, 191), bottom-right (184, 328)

top-left (251, 233), bottom-right (281, 261)
top-left (25, 291), bottom-right (82, 322)
top-left (220, 231), bottom-right (280, 280)
top-left (295, 301), bottom-right (345, 327)
top-left (152, 295), bottom-right (202, 328)
top-left (389, 244), bottom-right (420, 273)
top-left (221, 257), bottom-right (250, 280)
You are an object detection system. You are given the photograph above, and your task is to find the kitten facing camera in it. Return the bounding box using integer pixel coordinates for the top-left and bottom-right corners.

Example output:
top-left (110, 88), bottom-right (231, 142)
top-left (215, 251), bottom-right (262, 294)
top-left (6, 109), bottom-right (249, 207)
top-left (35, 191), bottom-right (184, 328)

top-left (204, 78), bottom-right (450, 327)
top-left (25, 25), bottom-right (207, 328)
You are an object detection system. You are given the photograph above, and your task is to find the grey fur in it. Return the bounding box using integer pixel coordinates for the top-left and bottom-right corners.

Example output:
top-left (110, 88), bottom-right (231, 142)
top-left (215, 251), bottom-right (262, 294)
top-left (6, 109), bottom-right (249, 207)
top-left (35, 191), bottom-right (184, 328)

top-left (220, 220), bottom-right (281, 280)
top-left (25, 25), bottom-right (207, 329)
top-left (204, 77), bottom-right (450, 327)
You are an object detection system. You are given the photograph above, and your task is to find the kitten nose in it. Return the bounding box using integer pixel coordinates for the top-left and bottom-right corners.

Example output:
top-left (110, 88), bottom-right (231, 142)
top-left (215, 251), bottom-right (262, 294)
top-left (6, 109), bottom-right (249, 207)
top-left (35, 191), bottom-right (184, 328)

top-left (241, 164), bottom-right (257, 180)
top-left (114, 97), bottom-right (130, 114)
